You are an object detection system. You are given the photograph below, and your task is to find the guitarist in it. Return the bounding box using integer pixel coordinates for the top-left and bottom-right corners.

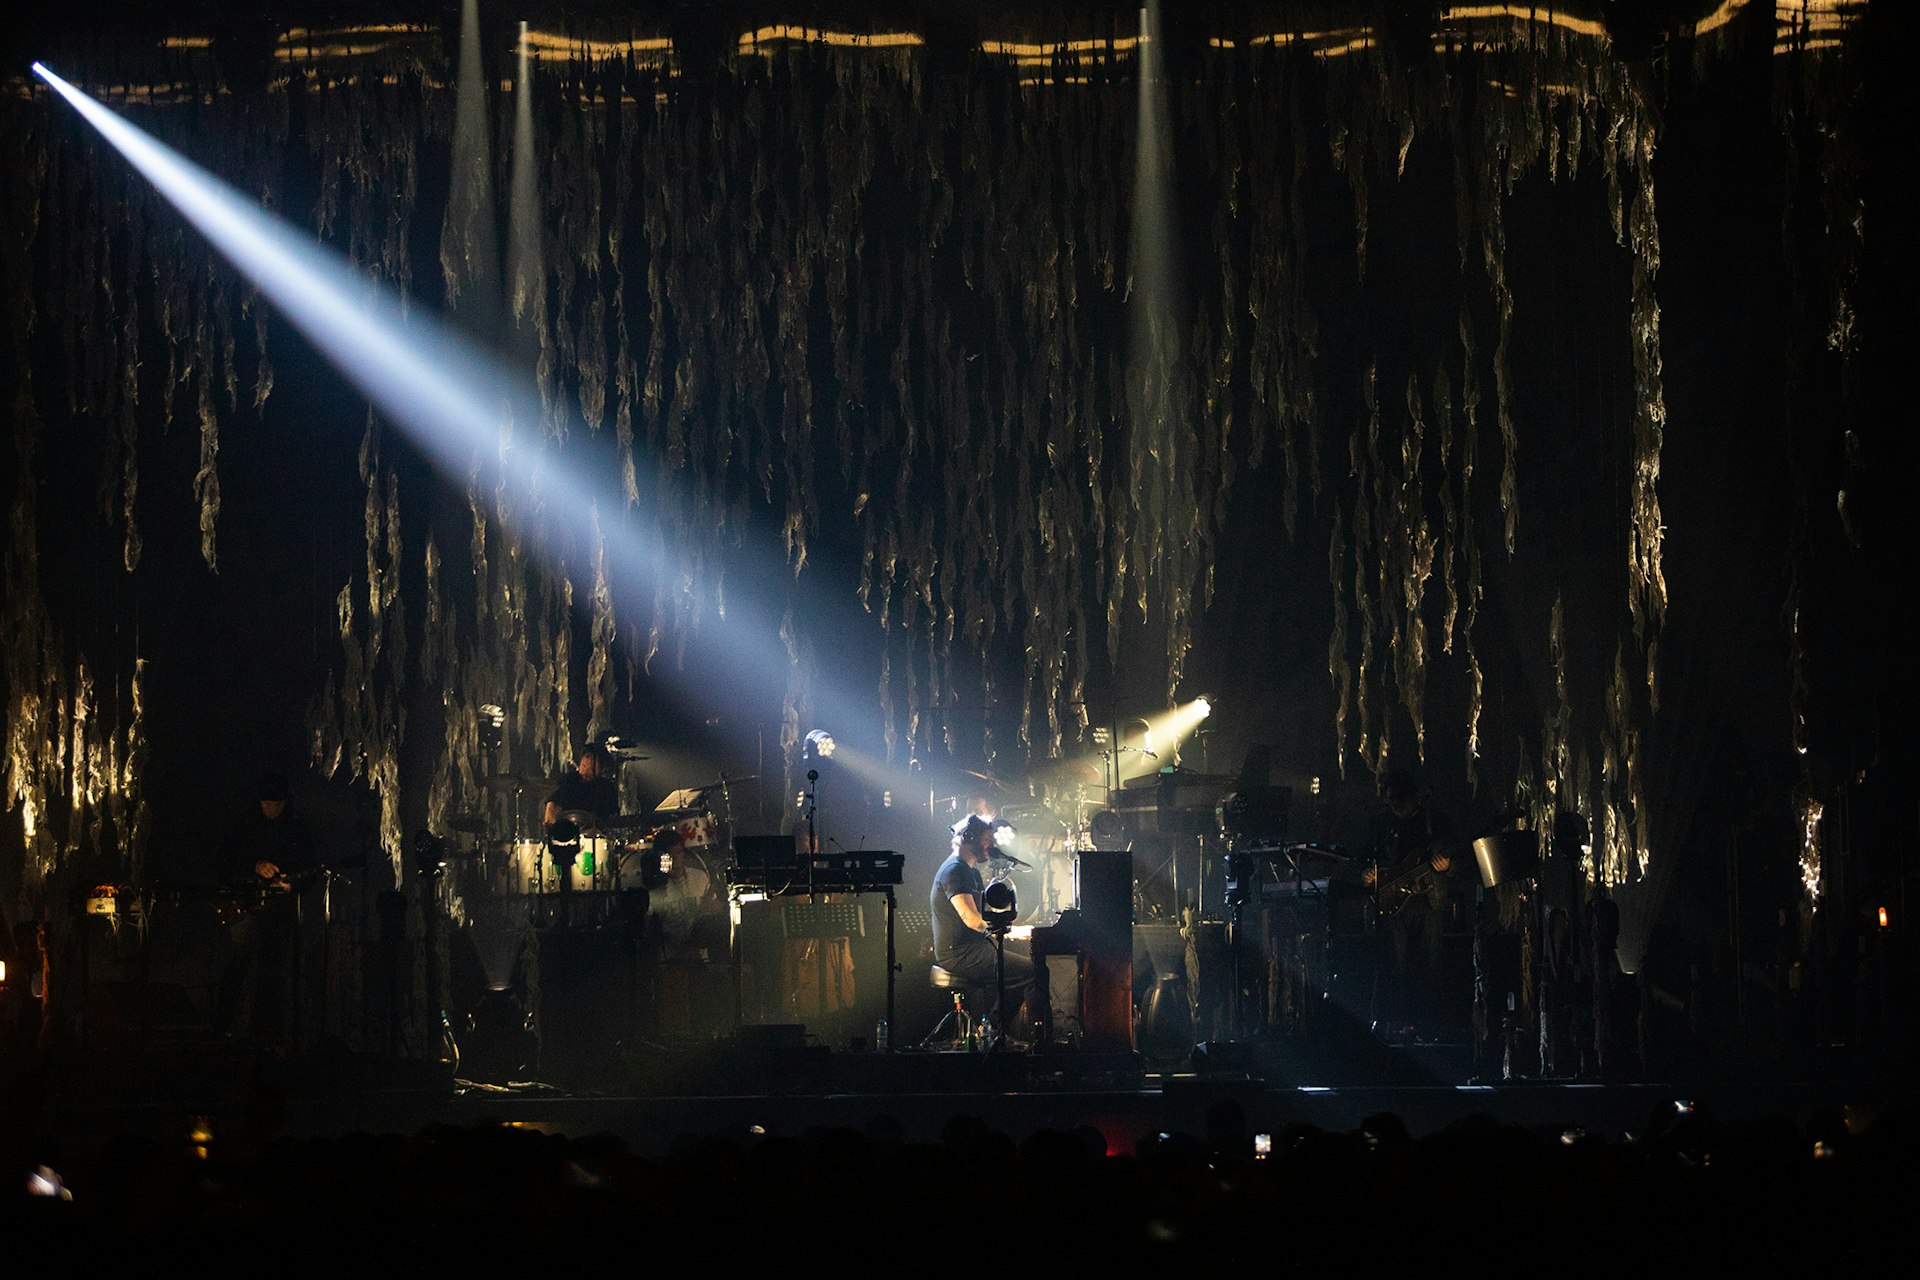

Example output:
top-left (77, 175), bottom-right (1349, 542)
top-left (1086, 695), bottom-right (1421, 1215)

top-left (216, 771), bottom-right (314, 1045)
top-left (1361, 769), bottom-right (1464, 1038)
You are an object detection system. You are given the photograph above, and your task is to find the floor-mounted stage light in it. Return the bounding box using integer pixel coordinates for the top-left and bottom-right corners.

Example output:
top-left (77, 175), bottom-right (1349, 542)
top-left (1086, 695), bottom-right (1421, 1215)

top-left (982, 880), bottom-right (1018, 933)
top-left (803, 729), bottom-right (837, 760)
top-left (461, 986), bottom-right (536, 1085)
top-left (981, 879), bottom-right (1020, 1044)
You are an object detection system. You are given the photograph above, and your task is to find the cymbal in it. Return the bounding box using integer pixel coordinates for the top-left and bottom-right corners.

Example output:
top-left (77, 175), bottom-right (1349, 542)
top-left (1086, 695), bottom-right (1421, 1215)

top-left (556, 808), bottom-right (600, 828)
top-left (447, 814), bottom-right (489, 835)
top-left (1038, 758), bottom-right (1103, 787)
top-left (482, 773), bottom-right (529, 793)
top-left (597, 813), bottom-right (662, 832)
top-left (686, 775), bottom-right (756, 792)
top-left (998, 803), bottom-right (1068, 834)
top-left (960, 767), bottom-right (1005, 789)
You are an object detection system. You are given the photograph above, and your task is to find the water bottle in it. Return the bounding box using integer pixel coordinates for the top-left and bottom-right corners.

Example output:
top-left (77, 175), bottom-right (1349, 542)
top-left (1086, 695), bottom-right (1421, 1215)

top-left (875, 1017), bottom-right (889, 1052)
top-left (978, 1013), bottom-right (994, 1051)
top-left (953, 993), bottom-right (971, 1050)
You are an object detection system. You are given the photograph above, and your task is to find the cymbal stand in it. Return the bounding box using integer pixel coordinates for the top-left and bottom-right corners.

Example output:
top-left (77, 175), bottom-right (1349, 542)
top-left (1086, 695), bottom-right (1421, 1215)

top-left (716, 773), bottom-right (735, 858)
top-left (410, 832), bottom-right (458, 1071)
top-left (804, 768), bottom-right (820, 898)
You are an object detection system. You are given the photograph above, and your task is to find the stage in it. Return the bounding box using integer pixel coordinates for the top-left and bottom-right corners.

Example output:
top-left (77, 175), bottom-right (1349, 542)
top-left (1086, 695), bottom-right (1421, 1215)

top-left (20, 1033), bottom-right (1892, 1160)
top-left (2, 2), bottom-right (1915, 1256)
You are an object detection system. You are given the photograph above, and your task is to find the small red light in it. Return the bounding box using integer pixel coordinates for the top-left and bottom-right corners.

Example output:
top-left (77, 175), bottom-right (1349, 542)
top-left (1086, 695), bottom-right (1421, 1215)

top-left (1878, 906), bottom-right (1889, 928)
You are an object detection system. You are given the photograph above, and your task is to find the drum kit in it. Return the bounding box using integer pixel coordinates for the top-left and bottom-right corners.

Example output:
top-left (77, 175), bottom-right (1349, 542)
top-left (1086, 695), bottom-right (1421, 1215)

top-left (447, 772), bottom-right (752, 932)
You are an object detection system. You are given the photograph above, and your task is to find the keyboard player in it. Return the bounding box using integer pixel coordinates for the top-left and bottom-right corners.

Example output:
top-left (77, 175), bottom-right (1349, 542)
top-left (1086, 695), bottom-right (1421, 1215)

top-left (931, 815), bottom-right (1035, 1035)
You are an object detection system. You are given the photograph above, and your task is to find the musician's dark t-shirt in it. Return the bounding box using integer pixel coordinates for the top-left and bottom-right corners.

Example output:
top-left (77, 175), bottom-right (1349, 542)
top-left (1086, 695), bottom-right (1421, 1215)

top-left (548, 770), bottom-right (618, 822)
top-left (221, 808), bottom-right (315, 887)
top-left (930, 853), bottom-right (985, 963)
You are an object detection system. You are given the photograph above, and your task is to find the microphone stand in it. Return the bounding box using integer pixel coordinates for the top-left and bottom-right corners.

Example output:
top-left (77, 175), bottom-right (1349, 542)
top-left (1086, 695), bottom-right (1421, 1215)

top-left (410, 834), bottom-right (458, 1073)
top-left (804, 768), bottom-right (820, 900)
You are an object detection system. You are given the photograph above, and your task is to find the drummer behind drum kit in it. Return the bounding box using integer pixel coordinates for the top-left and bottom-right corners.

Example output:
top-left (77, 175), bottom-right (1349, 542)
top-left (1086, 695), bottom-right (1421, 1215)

top-left (445, 770), bottom-right (750, 931)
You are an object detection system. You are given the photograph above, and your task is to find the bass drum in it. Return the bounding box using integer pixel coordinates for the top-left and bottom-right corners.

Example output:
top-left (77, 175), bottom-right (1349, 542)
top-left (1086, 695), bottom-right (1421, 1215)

top-left (649, 847), bottom-right (718, 952)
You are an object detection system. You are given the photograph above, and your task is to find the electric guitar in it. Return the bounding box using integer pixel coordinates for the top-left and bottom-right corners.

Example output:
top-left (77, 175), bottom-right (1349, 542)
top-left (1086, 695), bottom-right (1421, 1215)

top-left (1370, 846), bottom-right (1451, 917)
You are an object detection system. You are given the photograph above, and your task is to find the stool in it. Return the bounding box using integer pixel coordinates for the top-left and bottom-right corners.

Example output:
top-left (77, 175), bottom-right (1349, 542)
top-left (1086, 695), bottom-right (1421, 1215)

top-left (922, 963), bottom-right (989, 1046)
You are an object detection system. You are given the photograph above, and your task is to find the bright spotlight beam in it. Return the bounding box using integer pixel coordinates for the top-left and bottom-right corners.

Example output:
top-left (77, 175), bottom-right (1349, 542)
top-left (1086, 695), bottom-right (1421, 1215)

top-left (1115, 698), bottom-right (1214, 781)
top-left (32, 62), bottom-right (880, 749)
top-left (33, 61), bottom-right (526, 484)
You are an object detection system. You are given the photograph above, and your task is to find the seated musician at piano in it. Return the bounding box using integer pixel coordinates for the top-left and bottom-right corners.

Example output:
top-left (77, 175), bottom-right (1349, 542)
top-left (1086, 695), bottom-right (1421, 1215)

top-left (931, 815), bottom-right (1035, 1037)
top-left (1360, 768), bottom-right (1467, 1038)
top-left (216, 770), bottom-right (314, 1044)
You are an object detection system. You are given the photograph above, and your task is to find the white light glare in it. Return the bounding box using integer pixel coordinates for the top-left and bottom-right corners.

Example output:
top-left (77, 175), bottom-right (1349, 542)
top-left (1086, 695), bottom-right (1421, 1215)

top-left (28, 1165), bottom-right (72, 1199)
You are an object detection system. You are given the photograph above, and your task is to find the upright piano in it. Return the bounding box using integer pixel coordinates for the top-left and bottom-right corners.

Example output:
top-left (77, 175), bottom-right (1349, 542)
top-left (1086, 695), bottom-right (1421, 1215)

top-left (1027, 849), bottom-right (1133, 1053)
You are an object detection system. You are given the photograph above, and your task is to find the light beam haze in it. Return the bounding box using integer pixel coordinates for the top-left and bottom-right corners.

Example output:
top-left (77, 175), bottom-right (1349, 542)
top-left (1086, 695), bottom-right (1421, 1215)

top-left (31, 61), bottom-right (879, 766)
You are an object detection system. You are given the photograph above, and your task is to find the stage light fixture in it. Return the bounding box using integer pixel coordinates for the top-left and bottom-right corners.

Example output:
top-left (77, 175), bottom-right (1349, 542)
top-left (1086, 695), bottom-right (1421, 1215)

top-left (462, 986), bottom-right (536, 1084)
top-left (982, 880), bottom-right (1018, 933)
top-left (27, 1166), bottom-right (71, 1199)
top-left (478, 704), bottom-right (506, 750)
top-left (804, 729), bottom-right (837, 760)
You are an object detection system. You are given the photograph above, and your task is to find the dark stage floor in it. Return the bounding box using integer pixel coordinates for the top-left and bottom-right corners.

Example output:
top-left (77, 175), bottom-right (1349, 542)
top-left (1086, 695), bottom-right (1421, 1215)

top-left (19, 1036), bottom-right (1887, 1161)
